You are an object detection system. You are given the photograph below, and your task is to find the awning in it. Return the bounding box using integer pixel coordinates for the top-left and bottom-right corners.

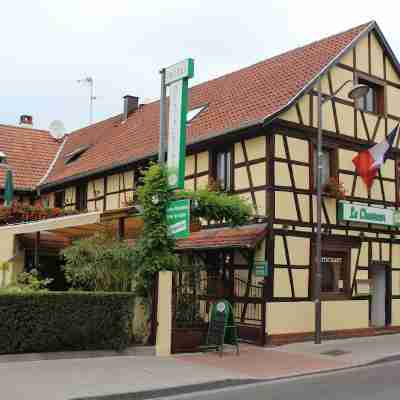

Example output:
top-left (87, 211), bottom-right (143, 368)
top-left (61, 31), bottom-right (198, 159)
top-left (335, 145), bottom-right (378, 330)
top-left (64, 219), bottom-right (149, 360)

top-left (0, 211), bottom-right (104, 237)
top-left (175, 223), bottom-right (267, 251)
top-left (1, 207), bottom-right (144, 252)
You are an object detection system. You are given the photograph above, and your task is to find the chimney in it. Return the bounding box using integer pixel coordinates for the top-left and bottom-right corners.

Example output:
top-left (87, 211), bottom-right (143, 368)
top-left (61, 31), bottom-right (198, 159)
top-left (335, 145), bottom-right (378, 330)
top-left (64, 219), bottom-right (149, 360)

top-left (123, 95), bottom-right (139, 121)
top-left (19, 114), bottom-right (33, 128)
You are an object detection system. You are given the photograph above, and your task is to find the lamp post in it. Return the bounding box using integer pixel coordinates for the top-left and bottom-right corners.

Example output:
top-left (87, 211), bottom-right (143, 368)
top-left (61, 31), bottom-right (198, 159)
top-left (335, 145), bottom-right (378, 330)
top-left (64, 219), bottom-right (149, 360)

top-left (314, 79), bottom-right (369, 344)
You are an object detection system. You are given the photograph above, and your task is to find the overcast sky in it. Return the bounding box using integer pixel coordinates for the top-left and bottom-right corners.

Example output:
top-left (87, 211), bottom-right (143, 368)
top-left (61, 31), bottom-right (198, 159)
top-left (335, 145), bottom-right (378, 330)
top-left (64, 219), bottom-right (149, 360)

top-left (1, 0), bottom-right (399, 133)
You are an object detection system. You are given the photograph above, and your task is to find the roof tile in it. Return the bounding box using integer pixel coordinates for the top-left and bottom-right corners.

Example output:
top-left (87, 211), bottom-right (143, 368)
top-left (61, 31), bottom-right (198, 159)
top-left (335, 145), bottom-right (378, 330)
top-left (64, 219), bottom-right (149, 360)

top-left (42, 22), bottom-right (370, 186)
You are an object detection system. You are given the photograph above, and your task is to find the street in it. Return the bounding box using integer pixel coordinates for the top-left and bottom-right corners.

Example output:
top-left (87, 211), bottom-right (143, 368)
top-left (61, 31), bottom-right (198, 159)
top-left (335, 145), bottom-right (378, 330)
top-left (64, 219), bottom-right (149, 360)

top-left (168, 360), bottom-right (400, 400)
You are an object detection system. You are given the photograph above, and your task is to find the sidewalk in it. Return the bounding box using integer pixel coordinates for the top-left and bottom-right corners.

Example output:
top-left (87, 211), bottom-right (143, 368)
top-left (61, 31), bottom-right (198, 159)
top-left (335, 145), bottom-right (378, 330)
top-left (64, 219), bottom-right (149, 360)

top-left (1, 334), bottom-right (400, 400)
top-left (176, 333), bottom-right (400, 380)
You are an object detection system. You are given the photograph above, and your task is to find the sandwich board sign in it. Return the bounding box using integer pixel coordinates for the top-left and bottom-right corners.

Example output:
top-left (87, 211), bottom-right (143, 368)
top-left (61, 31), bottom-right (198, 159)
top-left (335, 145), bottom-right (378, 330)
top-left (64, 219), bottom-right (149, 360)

top-left (164, 58), bottom-right (194, 189)
top-left (166, 199), bottom-right (190, 239)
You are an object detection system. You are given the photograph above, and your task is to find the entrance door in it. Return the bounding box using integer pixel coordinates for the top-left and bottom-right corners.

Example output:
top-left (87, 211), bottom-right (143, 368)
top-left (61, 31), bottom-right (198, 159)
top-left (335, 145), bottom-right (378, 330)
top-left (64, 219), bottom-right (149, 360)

top-left (370, 266), bottom-right (387, 327)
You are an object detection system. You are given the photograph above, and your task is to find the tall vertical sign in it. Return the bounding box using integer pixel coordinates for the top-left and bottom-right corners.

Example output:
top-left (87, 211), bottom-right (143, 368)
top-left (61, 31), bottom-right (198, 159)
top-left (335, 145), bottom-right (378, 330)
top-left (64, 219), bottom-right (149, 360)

top-left (162, 58), bottom-right (194, 189)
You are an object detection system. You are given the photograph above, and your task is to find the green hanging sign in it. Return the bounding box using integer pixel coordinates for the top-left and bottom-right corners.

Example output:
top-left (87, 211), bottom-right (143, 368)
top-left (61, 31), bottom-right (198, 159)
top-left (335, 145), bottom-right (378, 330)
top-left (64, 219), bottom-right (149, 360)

top-left (166, 199), bottom-right (190, 239)
top-left (165, 58), bottom-right (194, 190)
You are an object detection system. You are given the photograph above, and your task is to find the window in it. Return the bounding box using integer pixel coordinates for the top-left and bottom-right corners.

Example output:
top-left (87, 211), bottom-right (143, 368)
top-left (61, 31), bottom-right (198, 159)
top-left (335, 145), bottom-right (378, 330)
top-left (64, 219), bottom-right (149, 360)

top-left (313, 147), bottom-right (336, 188)
top-left (357, 78), bottom-right (385, 115)
top-left (213, 149), bottom-right (232, 191)
top-left (187, 104), bottom-right (208, 123)
top-left (320, 251), bottom-right (350, 296)
top-left (76, 183), bottom-right (88, 211)
top-left (0, 151), bottom-right (7, 164)
top-left (64, 145), bottom-right (90, 165)
top-left (54, 190), bottom-right (65, 208)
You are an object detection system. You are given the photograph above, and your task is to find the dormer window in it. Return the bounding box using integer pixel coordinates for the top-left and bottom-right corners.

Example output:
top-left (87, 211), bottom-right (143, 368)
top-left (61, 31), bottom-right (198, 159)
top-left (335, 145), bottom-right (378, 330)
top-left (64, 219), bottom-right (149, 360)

top-left (0, 151), bottom-right (7, 164)
top-left (187, 104), bottom-right (208, 123)
top-left (64, 145), bottom-right (90, 164)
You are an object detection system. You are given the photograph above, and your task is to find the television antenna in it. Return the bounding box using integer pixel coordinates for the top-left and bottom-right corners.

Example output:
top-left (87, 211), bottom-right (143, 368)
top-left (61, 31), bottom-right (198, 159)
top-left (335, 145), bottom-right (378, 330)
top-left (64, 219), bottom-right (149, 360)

top-left (77, 76), bottom-right (96, 124)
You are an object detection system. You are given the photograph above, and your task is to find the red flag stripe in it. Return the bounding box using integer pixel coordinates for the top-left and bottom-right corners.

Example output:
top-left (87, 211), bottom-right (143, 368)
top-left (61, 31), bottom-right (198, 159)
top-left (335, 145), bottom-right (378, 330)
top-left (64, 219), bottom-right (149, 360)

top-left (352, 150), bottom-right (377, 189)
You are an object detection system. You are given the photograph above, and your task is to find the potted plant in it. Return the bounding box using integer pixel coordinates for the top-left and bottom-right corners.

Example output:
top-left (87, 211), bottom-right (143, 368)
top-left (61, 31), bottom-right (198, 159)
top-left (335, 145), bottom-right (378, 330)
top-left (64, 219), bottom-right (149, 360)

top-left (323, 177), bottom-right (346, 200)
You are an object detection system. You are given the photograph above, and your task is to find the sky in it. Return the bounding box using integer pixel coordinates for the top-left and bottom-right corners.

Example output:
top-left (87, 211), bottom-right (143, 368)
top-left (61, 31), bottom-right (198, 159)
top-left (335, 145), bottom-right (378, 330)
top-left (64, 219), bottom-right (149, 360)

top-left (1, 0), bottom-right (399, 133)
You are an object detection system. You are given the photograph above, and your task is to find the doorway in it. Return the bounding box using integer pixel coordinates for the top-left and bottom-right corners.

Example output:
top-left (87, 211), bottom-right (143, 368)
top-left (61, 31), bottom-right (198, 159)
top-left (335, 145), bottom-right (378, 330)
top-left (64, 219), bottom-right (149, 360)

top-left (370, 263), bottom-right (391, 328)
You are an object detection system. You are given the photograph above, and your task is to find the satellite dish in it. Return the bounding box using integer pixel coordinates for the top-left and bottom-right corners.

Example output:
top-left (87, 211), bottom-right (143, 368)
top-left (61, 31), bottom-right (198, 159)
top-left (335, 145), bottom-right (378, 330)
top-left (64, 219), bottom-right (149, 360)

top-left (49, 120), bottom-right (66, 139)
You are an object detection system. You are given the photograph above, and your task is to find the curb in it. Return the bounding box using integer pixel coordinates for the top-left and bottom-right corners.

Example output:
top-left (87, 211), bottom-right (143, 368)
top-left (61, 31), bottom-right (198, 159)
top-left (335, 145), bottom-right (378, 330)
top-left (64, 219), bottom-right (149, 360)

top-left (70, 379), bottom-right (264, 400)
top-left (70, 353), bottom-right (400, 400)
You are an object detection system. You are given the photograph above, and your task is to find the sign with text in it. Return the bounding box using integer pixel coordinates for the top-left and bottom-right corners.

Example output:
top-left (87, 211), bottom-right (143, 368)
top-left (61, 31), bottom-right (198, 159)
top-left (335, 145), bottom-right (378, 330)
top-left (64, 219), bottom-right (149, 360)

top-left (167, 199), bottom-right (190, 239)
top-left (165, 59), bottom-right (194, 85)
top-left (165, 58), bottom-right (194, 189)
top-left (338, 202), bottom-right (400, 227)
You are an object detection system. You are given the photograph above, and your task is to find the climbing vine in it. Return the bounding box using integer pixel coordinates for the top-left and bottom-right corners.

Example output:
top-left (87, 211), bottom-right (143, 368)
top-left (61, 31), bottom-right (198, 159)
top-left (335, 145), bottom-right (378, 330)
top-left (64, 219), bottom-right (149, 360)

top-left (132, 164), bottom-right (179, 300)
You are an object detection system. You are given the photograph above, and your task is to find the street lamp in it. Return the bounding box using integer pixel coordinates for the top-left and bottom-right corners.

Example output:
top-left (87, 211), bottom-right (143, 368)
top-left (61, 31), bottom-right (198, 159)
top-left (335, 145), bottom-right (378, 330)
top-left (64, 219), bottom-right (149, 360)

top-left (314, 79), bottom-right (369, 345)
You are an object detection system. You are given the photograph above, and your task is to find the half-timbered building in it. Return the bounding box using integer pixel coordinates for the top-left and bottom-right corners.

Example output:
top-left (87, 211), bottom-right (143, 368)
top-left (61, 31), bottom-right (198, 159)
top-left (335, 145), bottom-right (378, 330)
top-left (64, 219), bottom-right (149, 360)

top-left (2, 20), bottom-right (400, 344)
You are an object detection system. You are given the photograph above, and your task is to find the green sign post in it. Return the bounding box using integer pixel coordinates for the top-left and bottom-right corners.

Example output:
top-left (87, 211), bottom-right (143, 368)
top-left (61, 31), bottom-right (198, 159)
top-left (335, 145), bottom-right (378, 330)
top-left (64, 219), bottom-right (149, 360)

top-left (338, 202), bottom-right (400, 227)
top-left (164, 58), bottom-right (194, 189)
top-left (166, 199), bottom-right (190, 239)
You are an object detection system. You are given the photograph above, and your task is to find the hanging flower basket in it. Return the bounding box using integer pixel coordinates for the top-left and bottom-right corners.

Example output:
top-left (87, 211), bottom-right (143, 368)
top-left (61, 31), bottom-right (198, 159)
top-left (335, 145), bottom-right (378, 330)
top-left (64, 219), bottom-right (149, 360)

top-left (323, 177), bottom-right (346, 200)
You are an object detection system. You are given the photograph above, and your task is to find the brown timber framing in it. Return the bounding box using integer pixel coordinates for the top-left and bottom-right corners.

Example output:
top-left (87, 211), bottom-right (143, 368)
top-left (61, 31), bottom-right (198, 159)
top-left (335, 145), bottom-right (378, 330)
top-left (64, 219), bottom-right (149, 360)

top-left (240, 139), bottom-right (258, 212)
top-left (270, 120), bottom-right (400, 238)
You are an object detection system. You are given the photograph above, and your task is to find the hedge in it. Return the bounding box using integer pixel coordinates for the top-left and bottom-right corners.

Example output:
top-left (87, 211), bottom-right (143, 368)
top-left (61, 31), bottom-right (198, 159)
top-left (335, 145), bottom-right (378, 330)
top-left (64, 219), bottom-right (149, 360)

top-left (0, 292), bottom-right (135, 354)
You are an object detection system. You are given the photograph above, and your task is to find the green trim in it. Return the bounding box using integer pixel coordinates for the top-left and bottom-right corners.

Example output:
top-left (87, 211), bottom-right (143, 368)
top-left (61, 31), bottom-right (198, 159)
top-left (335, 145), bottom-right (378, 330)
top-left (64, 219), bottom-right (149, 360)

top-left (187, 58), bottom-right (195, 80)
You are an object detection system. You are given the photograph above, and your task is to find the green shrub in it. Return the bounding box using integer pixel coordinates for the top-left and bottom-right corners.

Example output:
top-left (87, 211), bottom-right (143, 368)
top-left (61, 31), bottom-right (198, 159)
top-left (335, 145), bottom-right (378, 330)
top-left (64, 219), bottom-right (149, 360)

top-left (0, 292), bottom-right (135, 354)
top-left (177, 188), bottom-right (253, 226)
top-left (62, 233), bottom-right (135, 292)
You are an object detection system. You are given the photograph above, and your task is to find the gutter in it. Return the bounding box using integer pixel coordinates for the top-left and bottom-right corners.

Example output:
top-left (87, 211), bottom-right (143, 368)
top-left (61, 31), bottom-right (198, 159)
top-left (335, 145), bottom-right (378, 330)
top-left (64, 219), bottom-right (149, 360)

top-left (38, 119), bottom-right (264, 191)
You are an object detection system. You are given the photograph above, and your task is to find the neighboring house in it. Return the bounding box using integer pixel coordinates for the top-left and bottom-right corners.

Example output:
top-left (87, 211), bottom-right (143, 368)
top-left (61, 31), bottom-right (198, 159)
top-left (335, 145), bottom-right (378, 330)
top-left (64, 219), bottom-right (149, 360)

top-left (0, 117), bottom-right (61, 204)
top-left (2, 20), bottom-right (400, 344)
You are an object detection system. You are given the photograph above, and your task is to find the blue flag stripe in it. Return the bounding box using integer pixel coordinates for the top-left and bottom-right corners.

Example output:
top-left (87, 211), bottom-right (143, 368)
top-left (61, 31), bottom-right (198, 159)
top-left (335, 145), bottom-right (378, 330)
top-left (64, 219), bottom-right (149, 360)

top-left (383, 124), bottom-right (398, 162)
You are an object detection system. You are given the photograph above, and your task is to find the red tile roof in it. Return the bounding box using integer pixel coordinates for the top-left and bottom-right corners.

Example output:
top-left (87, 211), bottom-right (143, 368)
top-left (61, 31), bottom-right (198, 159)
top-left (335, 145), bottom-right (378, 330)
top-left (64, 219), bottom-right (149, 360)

top-left (0, 124), bottom-right (61, 191)
top-left (41, 21), bottom-right (372, 187)
top-left (176, 223), bottom-right (268, 250)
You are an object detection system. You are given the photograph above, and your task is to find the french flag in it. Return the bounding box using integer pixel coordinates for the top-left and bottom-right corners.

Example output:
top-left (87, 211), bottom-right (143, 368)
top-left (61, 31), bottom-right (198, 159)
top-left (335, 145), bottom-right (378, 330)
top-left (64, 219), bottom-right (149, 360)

top-left (352, 124), bottom-right (399, 189)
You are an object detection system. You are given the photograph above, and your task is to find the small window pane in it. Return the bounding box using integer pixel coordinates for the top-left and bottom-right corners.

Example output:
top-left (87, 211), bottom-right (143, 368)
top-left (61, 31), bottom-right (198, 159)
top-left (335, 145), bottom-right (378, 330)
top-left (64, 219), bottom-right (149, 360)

top-left (364, 88), bottom-right (375, 113)
top-left (215, 150), bottom-right (232, 191)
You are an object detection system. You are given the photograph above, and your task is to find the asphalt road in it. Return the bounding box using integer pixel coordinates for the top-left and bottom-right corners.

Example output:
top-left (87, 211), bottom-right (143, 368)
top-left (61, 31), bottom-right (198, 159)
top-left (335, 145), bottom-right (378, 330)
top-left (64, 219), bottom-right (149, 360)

top-left (165, 360), bottom-right (400, 400)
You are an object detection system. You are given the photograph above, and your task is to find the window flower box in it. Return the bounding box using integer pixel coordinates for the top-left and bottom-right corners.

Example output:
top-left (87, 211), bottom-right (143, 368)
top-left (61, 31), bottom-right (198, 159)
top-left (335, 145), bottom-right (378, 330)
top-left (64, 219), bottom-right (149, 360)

top-left (0, 202), bottom-right (78, 226)
top-left (323, 178), bottom-right (346, 200)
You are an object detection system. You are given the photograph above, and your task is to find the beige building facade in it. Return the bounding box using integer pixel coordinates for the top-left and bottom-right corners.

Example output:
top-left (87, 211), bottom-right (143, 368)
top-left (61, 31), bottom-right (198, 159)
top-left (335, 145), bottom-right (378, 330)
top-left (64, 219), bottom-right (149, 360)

top-left (2, 21), bottom-right (400, 343)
